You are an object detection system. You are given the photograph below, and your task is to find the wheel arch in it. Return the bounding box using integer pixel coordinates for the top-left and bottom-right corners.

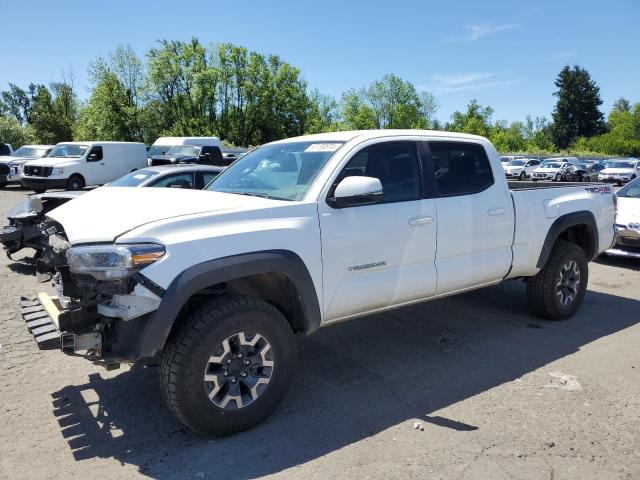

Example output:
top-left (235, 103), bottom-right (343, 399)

top-left (536, 211), bottom-right (598, 269)
top-left (136, 250), bottom-right (321, 361)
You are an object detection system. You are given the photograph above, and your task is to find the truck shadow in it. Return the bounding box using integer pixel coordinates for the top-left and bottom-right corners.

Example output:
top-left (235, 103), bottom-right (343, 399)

top-left (50, 281), bottom-right (640, 479)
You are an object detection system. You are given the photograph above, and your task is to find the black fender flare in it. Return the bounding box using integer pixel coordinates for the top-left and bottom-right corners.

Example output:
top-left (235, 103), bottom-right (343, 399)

top-left (135, 249), bottom-right (321, 360)
top-left (536, 211), bottom-right (598, 268)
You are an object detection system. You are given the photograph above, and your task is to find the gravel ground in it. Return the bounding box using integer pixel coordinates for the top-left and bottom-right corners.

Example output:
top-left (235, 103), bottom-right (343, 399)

top-left (0, 185), bottom-right (639, 480)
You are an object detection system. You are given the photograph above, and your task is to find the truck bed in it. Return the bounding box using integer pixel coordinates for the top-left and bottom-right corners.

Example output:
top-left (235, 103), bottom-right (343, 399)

top-left (507, 180), bottom-right (603, 190)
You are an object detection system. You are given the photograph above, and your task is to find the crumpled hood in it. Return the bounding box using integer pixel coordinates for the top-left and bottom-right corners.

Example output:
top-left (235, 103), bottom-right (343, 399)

top-left (47, 186), bottom-right (277, 244)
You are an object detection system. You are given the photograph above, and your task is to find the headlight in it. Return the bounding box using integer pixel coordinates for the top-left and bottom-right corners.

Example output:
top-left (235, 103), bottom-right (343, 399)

top-left (51, 167), bottom-right (64, 175)
top-left (66, 244), bottom-right (165, 280)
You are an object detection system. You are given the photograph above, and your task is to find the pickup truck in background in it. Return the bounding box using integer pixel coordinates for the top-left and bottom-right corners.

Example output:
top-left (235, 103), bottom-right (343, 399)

top-left (16, 130), bottom-right (616, 436)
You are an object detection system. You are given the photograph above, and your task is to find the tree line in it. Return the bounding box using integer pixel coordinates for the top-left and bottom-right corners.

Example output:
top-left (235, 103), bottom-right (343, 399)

top-left (1, 38), bottom-right (639, 157)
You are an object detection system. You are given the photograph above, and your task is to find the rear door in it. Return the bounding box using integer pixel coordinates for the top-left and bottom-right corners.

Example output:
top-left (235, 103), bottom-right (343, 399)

top-left (426, 140), bottom-right (514, 294)
top-left (318, 138), bottom-right (438, 321)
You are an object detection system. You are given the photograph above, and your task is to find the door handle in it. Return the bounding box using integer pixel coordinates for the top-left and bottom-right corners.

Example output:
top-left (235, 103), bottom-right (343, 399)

top-left (487, 207), bottom-right (506, 216)
top-left (409, 216), bottom-right (434, 226)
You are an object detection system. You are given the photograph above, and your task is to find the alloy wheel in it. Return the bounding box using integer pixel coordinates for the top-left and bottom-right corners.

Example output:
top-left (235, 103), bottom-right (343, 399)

top-left (203, 331), bottom-right (274, 410)
top-left (556, 260), bottom-right (581, 306)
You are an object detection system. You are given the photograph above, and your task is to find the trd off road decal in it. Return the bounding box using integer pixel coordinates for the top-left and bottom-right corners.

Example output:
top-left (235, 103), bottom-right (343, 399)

top-left (347, 261), bottom-right (386, 272)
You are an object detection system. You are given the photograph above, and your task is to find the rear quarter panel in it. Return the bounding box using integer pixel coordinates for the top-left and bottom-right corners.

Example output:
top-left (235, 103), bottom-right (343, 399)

top-left (508, 185), bottom-right (615, 278)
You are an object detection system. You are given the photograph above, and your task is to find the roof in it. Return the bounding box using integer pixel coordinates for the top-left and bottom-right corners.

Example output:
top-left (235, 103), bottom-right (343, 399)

top-left (272, 129), bottom-right (489, 145)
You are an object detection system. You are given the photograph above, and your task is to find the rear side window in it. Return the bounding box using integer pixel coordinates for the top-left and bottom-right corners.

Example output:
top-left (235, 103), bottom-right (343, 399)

top-left (429, 142), bottom-right (494, 197)
top-left (335, 142), bottom-right (421, 203)
top-left (201, 172), bottom-right (219, 187)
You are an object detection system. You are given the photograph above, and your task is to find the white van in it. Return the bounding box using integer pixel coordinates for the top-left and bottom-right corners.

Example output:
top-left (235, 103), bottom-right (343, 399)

top-left (147, 137), bottom-right (221, 161)
top-left (21, 141), bottom-right (147, 192)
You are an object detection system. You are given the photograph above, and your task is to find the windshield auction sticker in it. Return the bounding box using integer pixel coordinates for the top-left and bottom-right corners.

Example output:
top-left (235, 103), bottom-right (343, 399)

top-left (304, 143), bottom-right (342, 152)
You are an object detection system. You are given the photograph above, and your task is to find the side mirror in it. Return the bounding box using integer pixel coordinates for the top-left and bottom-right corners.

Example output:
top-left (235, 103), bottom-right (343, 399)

top-left (327, 176), bottom-right (383, 208)
top-left (87, 153), bottom-right (100, 162)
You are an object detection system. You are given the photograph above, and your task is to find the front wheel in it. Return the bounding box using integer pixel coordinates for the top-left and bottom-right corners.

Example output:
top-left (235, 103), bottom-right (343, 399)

top-left (160, 295), bottom-right (296, 436)
top-left (519, 172), bottom-right (526, 181)
top-left (526, 240), bottom-right (588, 320)
top-left (65, 175), bottom-right (85, 191)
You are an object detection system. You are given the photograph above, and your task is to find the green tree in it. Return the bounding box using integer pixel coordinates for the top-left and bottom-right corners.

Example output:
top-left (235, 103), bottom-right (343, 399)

top-left (551, 65), bottom-right (605, 149)
top-left (0, 116), bottom-right (34, 147)
top-left (341, 74), bottom-right (437, 130)
top-left (0, 83), bottom-right (37, 124)
top-left (448, 99), bottom-right (494, 137)
top-left (29, 85), bottom-right (74, 143)
top-left (305, 89), bottom-right (339, 134)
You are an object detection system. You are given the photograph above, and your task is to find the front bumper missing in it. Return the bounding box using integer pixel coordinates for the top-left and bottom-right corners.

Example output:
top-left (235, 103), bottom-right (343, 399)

top-left (20, 293), bottom-right (63, 350)
top-left (20, 292), bottom-right (102, 353)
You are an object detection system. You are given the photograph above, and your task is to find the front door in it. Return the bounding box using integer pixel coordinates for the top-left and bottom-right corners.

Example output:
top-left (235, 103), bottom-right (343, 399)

top-left (318, 140), bottom-right (438, 322)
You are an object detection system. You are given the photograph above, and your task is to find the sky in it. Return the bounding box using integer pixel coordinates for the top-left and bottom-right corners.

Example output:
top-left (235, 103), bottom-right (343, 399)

top-left (1, 0), bottom-right (639, 124)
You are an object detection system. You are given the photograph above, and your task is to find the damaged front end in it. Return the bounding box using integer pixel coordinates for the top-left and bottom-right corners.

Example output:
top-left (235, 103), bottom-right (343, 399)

top-left (19, 225), bottom-right (165, 367)
top-left (0, 193), bottom-right (79, 276)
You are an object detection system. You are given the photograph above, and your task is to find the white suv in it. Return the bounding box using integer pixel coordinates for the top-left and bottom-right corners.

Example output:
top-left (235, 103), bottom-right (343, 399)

top-left (503, 158), bottom-right (541, 180)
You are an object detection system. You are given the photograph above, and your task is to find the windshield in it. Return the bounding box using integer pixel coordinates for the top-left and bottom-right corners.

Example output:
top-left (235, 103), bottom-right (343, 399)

top-left (508, 160), bottom-right (526, 166)
top-left (500, 156), bottom-right (511, 163)
top-left (12, 147), bottom-right (49, 158)
top-left (166, 145), bottom-right (200, 156)
top-left (49, 144), bottom-right (88, 158)
top-left (617, 178), bottom-right (640, 198)
top-left (605, 161), bottom-right (637, 169)
top-left (208, 141), bottom-right (345, 201)
top-left (147, 145), bottom-right (173, 157)
top-left (109, 170), bottom-right (159, 187)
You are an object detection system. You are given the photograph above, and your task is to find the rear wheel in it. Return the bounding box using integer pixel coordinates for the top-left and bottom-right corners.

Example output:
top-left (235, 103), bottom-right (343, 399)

top-left (32, 188), bottom-right (46, 194)
top-left (526, 240), bottom-right (588, 320)
top-left (65, 175), bottom-right (84, 191)
top-left (160, 295), bottom-right (296, 436)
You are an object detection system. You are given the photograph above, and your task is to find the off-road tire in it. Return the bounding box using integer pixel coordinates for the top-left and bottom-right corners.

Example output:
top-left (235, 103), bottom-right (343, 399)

top-left (65, 174), bottom-right (84, 191)
top-left (160, 295), bottom-right (296, 436)
top-left (526, 240), bottom-right (588, 320)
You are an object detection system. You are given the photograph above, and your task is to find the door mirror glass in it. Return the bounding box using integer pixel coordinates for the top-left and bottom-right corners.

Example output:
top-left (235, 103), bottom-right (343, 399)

top-left (328, 176), bottom-right (383, 208)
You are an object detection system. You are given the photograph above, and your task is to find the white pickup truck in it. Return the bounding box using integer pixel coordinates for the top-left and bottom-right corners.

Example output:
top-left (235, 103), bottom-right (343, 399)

top-left (18, 130), bottom-right (616, 436)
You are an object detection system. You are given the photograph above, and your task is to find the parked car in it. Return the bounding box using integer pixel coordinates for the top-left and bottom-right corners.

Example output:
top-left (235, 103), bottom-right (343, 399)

top-left (598, 159), bottom-right (640, 186)
top-left (499, 154), bottom-right (525, 165)
top-left (503, 158), bottom-right (542, 180)
top-left (20, 141), bottom-right (148, 193)
top-left (0, 165), bottom-right (225, 263)
top-left (561, 163), bottom-right (605, 182)
top-left (531, 161), bottom-right (573, 181)
top-left (540, 156), bottom-right (580, 167)
top-left (0, 143), bottom-right (13, 156)
top-left (0, 145), bottom-right (54, 187)
top-left (18, 129), bottom-right (615, 436)
top-left (150, 137), bottom-right (224, 167)
top-left (147, 136), bottom-right (220, 159)
top-left (606, 177), bottom-right (640, 258)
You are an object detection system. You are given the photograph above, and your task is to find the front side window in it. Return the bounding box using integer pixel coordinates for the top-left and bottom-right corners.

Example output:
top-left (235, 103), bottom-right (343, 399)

top-left (430, 142), bottom-right (494, 197)
top-left (151, 172), bottom-right (195, 189)
top-left (209, 141), bottom-right (345, 201)
top-left (333, 142), bottom-right (421, 203)
top-left (87, 146), bottom-right (103, 161)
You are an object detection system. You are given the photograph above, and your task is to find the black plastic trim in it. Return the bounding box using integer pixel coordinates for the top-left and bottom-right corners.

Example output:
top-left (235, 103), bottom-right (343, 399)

top-left (135, 249), bottom-right (321, 361)
top-left (536, 211), bottom-right (598, 268)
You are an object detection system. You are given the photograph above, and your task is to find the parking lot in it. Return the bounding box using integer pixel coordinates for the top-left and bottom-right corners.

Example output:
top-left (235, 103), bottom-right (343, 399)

top-left (0, 184), bottom-right (638, 480)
